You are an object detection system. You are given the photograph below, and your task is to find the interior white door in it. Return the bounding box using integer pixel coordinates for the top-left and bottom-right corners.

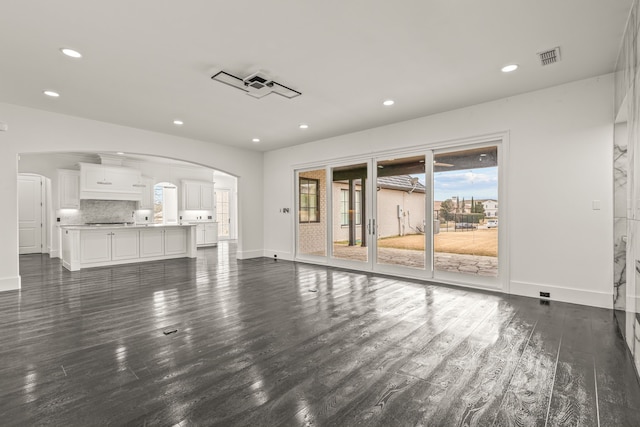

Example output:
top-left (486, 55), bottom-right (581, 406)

top-left (164, 186), bottom-right (178, 224)
top-left (18, 175), bottom-right (43, 254)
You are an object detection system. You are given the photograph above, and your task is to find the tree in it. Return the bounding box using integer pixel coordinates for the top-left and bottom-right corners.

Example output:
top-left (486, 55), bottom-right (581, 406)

top-left (440, 199), bottom-right (455, 222)
top-left (461, 197), bottom-right (466, 213)
top-left (472, 201), bottom-right (485, 215)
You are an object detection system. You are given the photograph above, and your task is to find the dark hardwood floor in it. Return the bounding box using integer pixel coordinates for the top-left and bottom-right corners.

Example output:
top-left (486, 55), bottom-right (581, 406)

top-left (2, 242), bottom-right (640, 426)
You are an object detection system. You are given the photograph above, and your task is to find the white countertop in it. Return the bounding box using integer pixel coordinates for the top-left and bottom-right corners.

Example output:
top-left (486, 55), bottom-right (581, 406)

top-left (60, 223), bottom-right (196, 230)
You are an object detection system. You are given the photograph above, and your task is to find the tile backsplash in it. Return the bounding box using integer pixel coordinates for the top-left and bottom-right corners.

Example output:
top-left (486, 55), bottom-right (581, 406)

top-left (58, 200), bottom-right (138, 224)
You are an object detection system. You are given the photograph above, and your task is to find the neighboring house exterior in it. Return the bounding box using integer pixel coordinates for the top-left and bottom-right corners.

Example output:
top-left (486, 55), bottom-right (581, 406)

top-left (298, 174), bottom-right (427, 253)
top-left (482, 200), bottom-right (498, 218)
top-left (442, 196), bottom-right (499, 218)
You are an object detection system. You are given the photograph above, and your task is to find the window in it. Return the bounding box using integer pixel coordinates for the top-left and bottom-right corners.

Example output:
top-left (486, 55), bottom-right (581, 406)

top-left (299, 178), bottom-right (320, 223)
top-left (340, 189), bottom-right (361, 226)
top-left (216, 189), bottom-right (230, 237)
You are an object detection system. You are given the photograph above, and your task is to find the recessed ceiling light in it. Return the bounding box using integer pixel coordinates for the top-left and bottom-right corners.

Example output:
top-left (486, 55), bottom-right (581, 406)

top-left (383, 100), bottom-right (395, 106)
top-left (501, 64), bottom-right (518, 73)
top-left (299, 124), bottom-right (309, 129)
top-left (252, 138), bottom-right (260, 143)
top-left (116, 152), bottom-right (125, 155)
top-left (60, 48), bottom-right (82, 58)
top-left (173, 120), bottom-right (184, 125)
top-left (43, 90), bottom-right (60, 97)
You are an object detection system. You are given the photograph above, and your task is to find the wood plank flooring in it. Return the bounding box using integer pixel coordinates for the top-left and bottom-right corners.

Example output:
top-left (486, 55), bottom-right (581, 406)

top-left (2, 242), bottom-right (640, 426)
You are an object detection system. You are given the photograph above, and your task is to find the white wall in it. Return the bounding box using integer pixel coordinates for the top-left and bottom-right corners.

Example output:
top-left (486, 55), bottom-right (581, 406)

top-left (0, 102), bottom-right (263, 291)
top-left (264, 75), bottom-right (614, 308)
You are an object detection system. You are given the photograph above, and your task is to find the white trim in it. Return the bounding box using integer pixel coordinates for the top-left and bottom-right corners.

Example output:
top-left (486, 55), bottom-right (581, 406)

top-left (49, 248), bottom-right (60, 259)
top-left (291, 130), bottom-right (509, 170)
top-left (263, 249), bottom-right (294, 261)
top-left (236, 249), bottom-right (264, 259)
top-left (0, 275), bottom-right (20, 292)
top-left (510, 280), bottom-right (613, 309)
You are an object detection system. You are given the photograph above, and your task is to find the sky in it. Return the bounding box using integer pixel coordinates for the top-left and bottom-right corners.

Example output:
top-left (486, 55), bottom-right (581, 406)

top-left (428, 166), bottom-right (498, 201)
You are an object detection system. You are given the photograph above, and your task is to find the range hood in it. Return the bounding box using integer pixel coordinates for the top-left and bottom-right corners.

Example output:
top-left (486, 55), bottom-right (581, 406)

top-left (79, 162), bottom-right (143, 202)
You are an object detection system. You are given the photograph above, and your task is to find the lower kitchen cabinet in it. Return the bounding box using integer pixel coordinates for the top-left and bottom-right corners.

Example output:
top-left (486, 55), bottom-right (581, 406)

top-left (140, 229), bottom-right (165, 258)
top-left (165, 227), bottom-right (188, 255)
top-left (111, 230), bottom-right (140, 260)
top-left (62, 225), bottom-right (196, 271)
top-left (195, 222), bottom-right (218, 247)
top-left (80, 230), bottom-right (112, 264)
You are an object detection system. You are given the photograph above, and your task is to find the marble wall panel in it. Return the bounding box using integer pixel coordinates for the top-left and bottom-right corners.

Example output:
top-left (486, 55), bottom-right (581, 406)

top-left (57, 200), bottom-right (137, 225)
top-left (615, 218), bottom-right (627, 310)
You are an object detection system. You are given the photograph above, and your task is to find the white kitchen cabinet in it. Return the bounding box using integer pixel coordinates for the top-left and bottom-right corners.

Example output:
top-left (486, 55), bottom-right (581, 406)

top-left (62, 225), bottom-right (196, 271)
top-left (58, 170), bottom-right (80, 209)
top-left (80, 230), bottom-right (112, 264)
top-left (196, 224), bottom-right (205, 245)
top-left (194, 222), bottom-right (218, 247)
top-left (204, 223), bottom-right (218, 245)
top-left (140, 229), bottom-right (165, 258)
top-left (79, 163), bottom-right (142, 201)
top-left (137, 177), bottom-right (155, 210)
top-left (111, 230), bottom-right (139, 260)
top-left (182, 180), bottom-right (215, 210)
top-left (165, 227), bottom-right (188, 255)
top-left (80, 229), bottom-right (139, 263)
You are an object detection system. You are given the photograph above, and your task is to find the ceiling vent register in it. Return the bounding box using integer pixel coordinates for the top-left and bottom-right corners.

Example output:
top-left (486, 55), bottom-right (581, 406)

top-left (211, 70), bottom-right (301, 99)
top-left (538, 47), bottom-right (561, 66)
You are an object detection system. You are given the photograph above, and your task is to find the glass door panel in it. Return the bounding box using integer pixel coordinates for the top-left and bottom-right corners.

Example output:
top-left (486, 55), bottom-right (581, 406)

top-left (375, 155), bottom-right (427, 270)
top-left (331, 163), bottom-right (369, 264)
top-left (297, 169), bottom-right (327, 257)
top-left (433, 145), bottom-right (499, 278)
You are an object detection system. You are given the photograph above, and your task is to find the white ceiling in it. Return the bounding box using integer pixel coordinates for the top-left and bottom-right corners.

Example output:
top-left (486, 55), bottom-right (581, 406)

top-left (0, 1), bottom-right (632, 152)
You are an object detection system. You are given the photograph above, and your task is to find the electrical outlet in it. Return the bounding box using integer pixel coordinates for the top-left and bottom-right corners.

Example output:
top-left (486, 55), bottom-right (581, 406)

top-left (539, 291), bottom-right (550, 298)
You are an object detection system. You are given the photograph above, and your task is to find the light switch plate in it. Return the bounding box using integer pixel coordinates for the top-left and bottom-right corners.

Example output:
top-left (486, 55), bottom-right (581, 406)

top-left (592, 200), bottom-right (601, 210)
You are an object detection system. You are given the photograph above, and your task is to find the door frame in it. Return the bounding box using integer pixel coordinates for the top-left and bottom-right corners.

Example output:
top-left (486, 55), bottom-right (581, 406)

top-left (293, 131), bottom-right (509, 293)
top-left (18, 173), bottom-right (47, 255)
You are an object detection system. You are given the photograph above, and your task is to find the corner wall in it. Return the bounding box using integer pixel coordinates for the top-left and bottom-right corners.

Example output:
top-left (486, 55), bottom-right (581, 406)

top-left (0, 102), bottom-right (264, 291)
top-left (264, 75), bottom-right (614, 308)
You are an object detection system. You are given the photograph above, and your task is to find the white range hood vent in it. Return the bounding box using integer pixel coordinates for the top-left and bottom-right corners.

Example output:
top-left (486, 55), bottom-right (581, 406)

top-left (98, 154), bottom-right (125, 166)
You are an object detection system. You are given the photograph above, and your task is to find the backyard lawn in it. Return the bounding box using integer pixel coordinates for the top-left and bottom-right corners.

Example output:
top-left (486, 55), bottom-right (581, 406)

top-left (377, 228), bottom-right (498, 257)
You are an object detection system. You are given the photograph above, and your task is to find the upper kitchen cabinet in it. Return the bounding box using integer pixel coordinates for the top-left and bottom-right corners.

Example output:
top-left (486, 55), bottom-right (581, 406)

top-left (137, 177), bottom-right (155, 210)
top-left (79, 163), bottom-right (142, 201)
top-left (182, 180), bottom-right (215, 210)
top-left (57, 169), bottom-right (80, 209)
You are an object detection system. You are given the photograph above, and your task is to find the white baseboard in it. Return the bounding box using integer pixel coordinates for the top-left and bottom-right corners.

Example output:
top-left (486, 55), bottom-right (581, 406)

top-left (49, 249), bottom-right (60, 259)
top-left (510, 280), bottom-right (612, 309)
top-left (0, 275), bottom-right (21, 292)
top-left (236, 249), bottom-right (265, 260)
top-left (263, 250), bottom-right (294, 261)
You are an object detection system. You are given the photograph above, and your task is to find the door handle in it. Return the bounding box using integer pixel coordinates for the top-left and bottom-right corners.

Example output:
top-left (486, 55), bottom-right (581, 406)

top-left (372, 219), bottom-right (376, 235)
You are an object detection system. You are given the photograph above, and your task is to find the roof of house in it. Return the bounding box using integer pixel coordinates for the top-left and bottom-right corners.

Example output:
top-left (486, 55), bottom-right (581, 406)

top-left (377, 175), bottom-right (426, 193)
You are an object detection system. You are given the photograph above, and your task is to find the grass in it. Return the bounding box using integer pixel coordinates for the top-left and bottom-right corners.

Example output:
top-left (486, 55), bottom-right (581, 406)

top-left (377, 228), bottom-right (498, 257)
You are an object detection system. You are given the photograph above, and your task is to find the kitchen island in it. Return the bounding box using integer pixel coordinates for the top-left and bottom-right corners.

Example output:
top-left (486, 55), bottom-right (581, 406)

top-left (60, 224), bottom-right (197, 271)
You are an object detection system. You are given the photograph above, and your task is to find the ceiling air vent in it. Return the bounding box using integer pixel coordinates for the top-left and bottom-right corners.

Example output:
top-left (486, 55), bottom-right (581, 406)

top-left (538, 47), bottom-right (561, 66)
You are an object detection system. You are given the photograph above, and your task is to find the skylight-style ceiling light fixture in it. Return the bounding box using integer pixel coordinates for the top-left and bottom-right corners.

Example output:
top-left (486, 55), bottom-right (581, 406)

top-left (383, 99), bottom-right (395, 106)
top-left (173, 120), bottom-right (184, 125)
top-left (501, 64), bottom-right (518, 73)
top-left (299, 124), bottom-right (309, 129)
top-left (60, 48), bottom-right (82, 58)
top-left (252, 138), bottom-right (261, 143)
top-left (43, 90), bottom-right (60, 97)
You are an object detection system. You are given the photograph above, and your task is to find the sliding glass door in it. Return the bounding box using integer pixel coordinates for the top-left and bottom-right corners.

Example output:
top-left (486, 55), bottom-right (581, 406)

top-left (295, 140), bottom-right (503, 290)
top-left (432, 144), bottom-right (500, 286)
top-left (330, 162), bottom-right (372, 269)
top-left (373, 154), bottom-right (431, 275)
